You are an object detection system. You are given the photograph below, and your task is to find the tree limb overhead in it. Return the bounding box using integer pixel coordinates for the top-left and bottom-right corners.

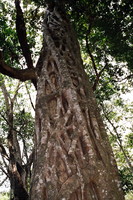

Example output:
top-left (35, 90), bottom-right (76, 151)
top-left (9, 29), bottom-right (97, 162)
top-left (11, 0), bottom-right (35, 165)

top-left (15, 0), bottom-right (34, 69)
top-left (0, 51), bottom-right (36, 81)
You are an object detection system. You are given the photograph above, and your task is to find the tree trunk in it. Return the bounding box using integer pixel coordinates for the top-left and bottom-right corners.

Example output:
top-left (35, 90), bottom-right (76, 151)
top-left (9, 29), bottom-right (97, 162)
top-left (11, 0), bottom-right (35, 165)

top-left (0, 83), bottom-right (29, 200)
top-left (30, 4), bottom-right (125, 200)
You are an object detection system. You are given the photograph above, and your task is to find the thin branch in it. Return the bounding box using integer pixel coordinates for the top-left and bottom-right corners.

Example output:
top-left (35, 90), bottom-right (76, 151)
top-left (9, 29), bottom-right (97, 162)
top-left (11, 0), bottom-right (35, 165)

top-left (106, 124), bottom-right (133, 174)
top-left (12, 81), bottom-right (21, 104)
top-left (85, 37), bottom-right (105, 91)
top-left (27, 149), bottom-right (34, 166)
top-left (18, 129), bottom-right (29, 163)
top-left (0, 165), bottom-right (8, 177)
top-left (85, 31), bottom-right (98, 78)
top-left (119, 74), bottom-right (133, 82)
top-left (102, 106), bottom-right (133, 173)
top-left (92, 60), bottom-right (108, 91)
top-left (1, 154), bottom-right (9, 171)
top-left (0, 112), bottom-right (21, 135)
top-left (25, 82), bottom-right (35, 111)
top-left (0, 143), bottom-right (9, 160)
top-left (0, 176), bottom-right (8, 186)
top-left (0, 157), bottom-right (9, 177)
top-left (85, 24), bottom-right (109, 91)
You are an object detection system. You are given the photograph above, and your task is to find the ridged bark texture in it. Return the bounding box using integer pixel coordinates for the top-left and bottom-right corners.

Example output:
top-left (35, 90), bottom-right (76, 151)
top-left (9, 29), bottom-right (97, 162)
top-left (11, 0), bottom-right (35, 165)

top-left (30, 5), bottom-right (125, 200)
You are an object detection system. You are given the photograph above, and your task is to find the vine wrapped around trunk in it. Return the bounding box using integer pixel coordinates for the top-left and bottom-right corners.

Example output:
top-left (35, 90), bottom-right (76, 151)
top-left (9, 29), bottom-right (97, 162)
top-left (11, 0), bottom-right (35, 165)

top-left (30, 4), bottom-right (124, 200)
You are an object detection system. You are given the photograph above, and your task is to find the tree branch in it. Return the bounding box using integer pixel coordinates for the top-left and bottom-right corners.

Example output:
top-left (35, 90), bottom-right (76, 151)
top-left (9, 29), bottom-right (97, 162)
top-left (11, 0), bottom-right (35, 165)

top-left (0, 82), bottom-right (10, 110)
top-left (85, 28), bottom-right (98, 78)
top-left (0, 166), bottom-right (8, 177)
top-left (15, 0), bottom-right (33, 69)
top-left (85, 25), bottom-right (108, 91)
top-left (0, 51), bottom-right (36, 81)
top-left (0, 144), bottom-right (9, 160)
top-left (12, 81), bottom-right (21, 104)
top-left (92, 62), bottom-right (108, 91)
top-left (25, 83), bottom-right (35, 111)
top-left (0, 176), bottom-right (8, 186)
top-left (102, 106), bottom-right (133, 174)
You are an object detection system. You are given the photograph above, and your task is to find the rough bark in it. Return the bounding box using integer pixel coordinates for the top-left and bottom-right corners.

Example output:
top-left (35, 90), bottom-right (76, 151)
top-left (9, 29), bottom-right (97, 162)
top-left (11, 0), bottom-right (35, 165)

top-left (30, 4), bottom-right (125, 200)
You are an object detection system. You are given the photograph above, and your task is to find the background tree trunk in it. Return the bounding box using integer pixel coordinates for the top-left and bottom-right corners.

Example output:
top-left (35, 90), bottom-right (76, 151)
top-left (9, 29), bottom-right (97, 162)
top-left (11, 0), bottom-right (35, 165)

top-left (0, 82), bottom-right (29, 200)
top-left (30, 4), bottom-right (125, 200)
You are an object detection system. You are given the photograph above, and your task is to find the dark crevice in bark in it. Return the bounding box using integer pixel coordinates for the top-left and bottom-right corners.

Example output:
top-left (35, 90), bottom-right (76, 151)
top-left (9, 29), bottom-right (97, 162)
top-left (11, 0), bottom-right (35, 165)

top-left (62, 93), bottom-right (69, 113)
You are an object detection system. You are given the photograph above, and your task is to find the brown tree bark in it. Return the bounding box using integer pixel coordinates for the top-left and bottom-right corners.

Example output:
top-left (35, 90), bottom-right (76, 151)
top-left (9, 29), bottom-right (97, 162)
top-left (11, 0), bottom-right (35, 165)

top-left (30, 4), bottom-right (125, 200)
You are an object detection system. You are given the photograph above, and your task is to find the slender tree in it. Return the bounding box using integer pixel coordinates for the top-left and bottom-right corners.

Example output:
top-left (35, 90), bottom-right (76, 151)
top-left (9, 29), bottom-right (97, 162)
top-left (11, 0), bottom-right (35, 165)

top-left (0, 1), bottom-right (125, 199)
top-left (0, 80), bottom-right (34, 200)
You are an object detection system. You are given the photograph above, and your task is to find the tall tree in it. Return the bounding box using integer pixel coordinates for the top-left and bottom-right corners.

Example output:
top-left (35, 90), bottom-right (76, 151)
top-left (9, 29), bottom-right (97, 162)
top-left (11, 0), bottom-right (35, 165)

top-left (0, 79), bottom-right (34, 200)
top-left (0, 0), bottom-right (126, 199)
